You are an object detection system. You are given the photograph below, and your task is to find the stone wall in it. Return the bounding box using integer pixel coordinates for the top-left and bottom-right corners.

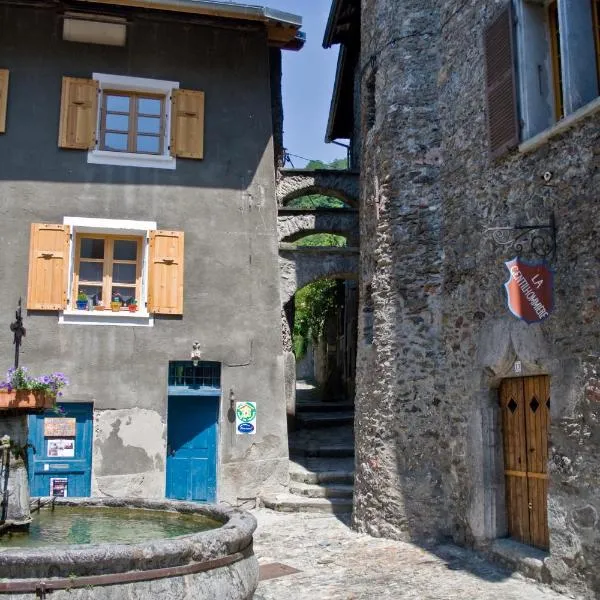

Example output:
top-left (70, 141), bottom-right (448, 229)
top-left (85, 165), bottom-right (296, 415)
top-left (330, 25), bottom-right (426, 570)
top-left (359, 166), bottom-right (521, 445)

top-left (354, 1), bottom-right (600, 598)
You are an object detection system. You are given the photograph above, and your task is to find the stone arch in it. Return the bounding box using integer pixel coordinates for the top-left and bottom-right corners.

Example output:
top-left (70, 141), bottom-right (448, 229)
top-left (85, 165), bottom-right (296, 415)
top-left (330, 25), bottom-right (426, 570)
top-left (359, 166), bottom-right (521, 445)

top-left (277, 209), bottom-right (359, 244)
top-left (276, 169), bottom-right (360, 208)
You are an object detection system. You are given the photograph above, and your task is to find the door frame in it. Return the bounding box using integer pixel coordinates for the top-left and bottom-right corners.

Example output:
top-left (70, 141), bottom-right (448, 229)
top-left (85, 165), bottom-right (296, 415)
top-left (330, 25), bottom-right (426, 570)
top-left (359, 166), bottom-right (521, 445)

top-left (164, 361), bottom-right (222, 503)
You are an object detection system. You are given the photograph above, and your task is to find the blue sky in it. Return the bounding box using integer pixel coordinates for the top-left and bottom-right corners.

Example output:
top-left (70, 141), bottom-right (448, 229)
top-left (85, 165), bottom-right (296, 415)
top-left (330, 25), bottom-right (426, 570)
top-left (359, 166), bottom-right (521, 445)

top-left (266, 1), bottom-right (345, 167)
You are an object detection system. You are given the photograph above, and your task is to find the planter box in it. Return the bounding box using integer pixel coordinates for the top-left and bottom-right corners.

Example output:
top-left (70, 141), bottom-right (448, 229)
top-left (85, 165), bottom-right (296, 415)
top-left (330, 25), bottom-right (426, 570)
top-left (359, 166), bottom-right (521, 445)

top-left (0, 390), bottom-right (54, 411)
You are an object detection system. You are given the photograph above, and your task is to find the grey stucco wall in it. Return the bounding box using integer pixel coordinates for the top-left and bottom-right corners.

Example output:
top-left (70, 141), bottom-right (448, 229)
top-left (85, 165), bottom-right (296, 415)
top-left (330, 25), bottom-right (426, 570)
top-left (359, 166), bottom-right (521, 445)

top-left (355, 1), bottom-right (600, 598)
top-left (0, 4), bottom-right (288, 503)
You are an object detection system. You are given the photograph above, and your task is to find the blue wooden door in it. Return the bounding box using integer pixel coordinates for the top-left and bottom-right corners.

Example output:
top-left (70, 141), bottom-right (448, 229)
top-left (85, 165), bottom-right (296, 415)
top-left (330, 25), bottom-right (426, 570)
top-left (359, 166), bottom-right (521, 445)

top-left (166, 396), bottom-right (218, 503)
top-left (28, 403), bottom-right (93, 497)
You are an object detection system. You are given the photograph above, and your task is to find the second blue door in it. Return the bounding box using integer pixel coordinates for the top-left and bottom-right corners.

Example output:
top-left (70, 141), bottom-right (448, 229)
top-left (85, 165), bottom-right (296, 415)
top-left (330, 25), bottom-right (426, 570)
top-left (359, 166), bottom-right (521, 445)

top-left (166, 396), bottom-right (218, 503)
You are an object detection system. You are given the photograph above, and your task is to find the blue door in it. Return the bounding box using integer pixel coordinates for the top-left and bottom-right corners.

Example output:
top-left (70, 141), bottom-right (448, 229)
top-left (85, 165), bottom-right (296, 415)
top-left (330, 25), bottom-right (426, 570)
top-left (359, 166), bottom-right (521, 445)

top-left (28, 403), bottom-right (93, 497)
top-left (166, 396), bottom-right (218, 503)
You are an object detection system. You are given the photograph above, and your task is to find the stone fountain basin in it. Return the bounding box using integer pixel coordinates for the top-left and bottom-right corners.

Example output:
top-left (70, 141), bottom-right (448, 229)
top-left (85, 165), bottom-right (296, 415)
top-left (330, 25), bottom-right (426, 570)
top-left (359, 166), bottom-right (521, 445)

top-left (0, 498), bottom-right (258, 600)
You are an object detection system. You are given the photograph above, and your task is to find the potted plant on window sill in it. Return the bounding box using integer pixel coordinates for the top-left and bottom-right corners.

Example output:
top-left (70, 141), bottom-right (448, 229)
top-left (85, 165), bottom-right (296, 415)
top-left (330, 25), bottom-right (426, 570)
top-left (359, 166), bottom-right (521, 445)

top-left (0, 367), bottom-right (69, 411)
top-left (110, 296), bottom-right (122, 312)
top-left (94, 301), bottom-right (104, 311)
top-left (76, 292), bottom-right (88, 311)
top-left (128, 299), bottom-right (138, 313)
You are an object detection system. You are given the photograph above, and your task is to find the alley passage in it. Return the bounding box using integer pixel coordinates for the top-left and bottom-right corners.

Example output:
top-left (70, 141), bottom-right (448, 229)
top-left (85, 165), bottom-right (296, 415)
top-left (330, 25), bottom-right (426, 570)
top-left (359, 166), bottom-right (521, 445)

top-left (253, 509), bottom-right (569, 600)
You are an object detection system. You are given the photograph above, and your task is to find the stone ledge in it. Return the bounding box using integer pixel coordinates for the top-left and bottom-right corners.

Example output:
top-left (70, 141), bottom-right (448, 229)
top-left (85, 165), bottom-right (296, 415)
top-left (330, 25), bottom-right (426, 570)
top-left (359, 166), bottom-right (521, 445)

top-left (483, 538), bottom-right (549, 583)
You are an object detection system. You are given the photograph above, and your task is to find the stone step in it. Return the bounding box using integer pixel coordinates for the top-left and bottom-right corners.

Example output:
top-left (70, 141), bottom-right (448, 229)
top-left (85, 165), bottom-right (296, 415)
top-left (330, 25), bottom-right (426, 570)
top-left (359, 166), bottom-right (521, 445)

top-left (289, 444), bottom-right (355, 458)
top-left (289, 482), bottom-right (354, 499)
top-left (289, 457), bottom-right (355, 485)
top-left (295, 411), bottom-right (354, 429)
top-left (260, 492), bottom-right (353, 515)
top-left (295, 402), bottom-right (355, 414)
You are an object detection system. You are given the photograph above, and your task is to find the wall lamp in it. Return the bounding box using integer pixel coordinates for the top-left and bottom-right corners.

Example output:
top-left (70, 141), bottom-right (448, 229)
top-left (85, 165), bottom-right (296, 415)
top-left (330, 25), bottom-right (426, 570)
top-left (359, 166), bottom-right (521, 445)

top-left (191, 341), bottom-right (202, 367)
top-left (63, 12), bottom-right (127, 47)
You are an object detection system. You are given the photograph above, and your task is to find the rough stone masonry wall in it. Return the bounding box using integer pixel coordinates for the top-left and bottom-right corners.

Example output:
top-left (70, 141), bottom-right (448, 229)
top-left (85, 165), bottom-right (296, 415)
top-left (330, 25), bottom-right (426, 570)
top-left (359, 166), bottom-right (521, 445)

top-left (355, 0), bottom-right (600, 598)
top-left (354, 0), bottom-right (448, 543)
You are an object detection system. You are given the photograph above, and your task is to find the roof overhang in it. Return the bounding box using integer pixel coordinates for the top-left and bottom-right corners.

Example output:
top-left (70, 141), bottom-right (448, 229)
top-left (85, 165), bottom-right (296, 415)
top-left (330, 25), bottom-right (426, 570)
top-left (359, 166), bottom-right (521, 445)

top-left (323, 0), bottom-right (358, 48)
top-left (71, 0), bottom-right (304, 49)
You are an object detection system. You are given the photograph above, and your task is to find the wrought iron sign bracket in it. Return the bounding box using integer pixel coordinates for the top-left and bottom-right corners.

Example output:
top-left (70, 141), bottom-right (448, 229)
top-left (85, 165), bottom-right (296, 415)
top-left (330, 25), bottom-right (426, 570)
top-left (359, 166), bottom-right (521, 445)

top-left (486, 213), bottom-right (556, 260)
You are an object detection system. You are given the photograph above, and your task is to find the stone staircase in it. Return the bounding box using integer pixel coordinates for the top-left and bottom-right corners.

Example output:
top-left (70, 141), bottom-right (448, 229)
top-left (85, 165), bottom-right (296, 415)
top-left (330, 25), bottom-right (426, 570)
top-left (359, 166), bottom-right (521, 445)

top-left (262, 394), bottom-right (355, 515)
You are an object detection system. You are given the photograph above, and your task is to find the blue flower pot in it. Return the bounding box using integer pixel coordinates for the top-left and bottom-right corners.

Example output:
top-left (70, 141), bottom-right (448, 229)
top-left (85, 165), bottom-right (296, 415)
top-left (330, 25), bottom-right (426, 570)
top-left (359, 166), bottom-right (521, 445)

top-left (76, 300), bottom-right (88, 310)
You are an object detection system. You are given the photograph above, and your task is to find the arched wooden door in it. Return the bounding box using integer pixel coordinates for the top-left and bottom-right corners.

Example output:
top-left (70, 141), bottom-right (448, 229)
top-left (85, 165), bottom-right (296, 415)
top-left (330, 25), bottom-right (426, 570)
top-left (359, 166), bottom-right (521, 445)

top-left (499, 376), bottom-right (550, 550)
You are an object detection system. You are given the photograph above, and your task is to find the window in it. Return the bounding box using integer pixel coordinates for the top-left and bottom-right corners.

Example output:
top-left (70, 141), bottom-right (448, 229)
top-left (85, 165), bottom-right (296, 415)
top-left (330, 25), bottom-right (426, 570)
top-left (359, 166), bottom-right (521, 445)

top-left (73, 235), bottom-right (142, 310)
top-left (26, 218), bottom-right (185, 325)
top-left (58, 73), bottom-right (205, 169)
top-left (100, 92), bottom-right (165, 155)
top-left (486, 1), bottom-right (600, 155)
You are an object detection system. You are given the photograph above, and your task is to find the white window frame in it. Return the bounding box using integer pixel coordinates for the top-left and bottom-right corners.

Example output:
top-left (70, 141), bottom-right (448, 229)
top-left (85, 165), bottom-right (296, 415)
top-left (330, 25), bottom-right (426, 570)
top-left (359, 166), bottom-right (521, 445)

top-left (60, 216), bottom-right (156, 327)
top-left (88, 73), bottom-right (179, 170)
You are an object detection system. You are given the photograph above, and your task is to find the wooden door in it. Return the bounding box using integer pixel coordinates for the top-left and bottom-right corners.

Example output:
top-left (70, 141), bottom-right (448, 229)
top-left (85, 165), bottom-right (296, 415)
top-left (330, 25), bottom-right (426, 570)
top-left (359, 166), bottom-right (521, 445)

top-left (499, 376), bottom-right (550, 550)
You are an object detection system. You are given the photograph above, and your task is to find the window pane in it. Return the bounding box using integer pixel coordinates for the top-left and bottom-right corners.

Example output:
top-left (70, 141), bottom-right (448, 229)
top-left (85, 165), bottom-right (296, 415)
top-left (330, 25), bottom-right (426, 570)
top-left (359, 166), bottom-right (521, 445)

top-left (80, 238), bottom-right (104, 259)
top-left (113, 240), bottom-right (138, 261)
top-left (104, 133), bottom-right (128, 151)
top-left (106, 114), bottom-right (129, 132)
top-left (106, 95), bottom-right (130, 112)
top-left (138, 97), bottom-right (162, 115)
top-left (137, 116), bottom-right (161, 134)
top-left (112, 287), bottom-right (136, 305)
top-left (79, 262), bottom-right (103, 282)
top-left (78, 285), bottom-right (102, 304)
top-left (113, 263), bottom-right (136, 284)
top-left (137, 135), bottom-right (160, 154)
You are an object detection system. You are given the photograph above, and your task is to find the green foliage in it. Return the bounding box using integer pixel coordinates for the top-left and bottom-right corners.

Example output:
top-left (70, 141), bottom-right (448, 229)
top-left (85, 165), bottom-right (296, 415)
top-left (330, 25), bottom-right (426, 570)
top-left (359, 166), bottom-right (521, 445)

top-left (293, 280), bottom-right (340, 359)
top-left (295, 233), bottom-right (346, 247)
top-left (305, 158), bottom-right (348, 170)
top-left (288, 195), bottom-right (346, 209)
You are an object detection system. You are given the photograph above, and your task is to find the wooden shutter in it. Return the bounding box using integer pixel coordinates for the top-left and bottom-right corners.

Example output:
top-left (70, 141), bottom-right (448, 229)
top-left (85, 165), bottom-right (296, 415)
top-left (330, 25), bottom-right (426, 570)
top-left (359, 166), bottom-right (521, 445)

top-left (148, 230), bottom-right (184, 315)
top-left (484, 4), bottom-right (519, 159)
top-left (58, 76), bottom-right (98, 150)
top-left (0, 69), bottom-right (8, 133)
top-left (170, 89), bottom-right (204, 159)
top-left (27, 224), bottom-right (70, 311)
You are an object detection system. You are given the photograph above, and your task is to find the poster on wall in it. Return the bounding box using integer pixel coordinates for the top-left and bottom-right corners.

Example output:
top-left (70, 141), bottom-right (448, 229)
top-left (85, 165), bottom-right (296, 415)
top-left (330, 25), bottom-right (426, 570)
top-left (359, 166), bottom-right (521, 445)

top-left (47, 438), bottom-right (75, 458)
top-left (504, 257), bottom-right (554, 324)
top-left (44, 418), bottom-right (76, 437)
top-left (236, 402), bottom-right (257, 435)
top-left (50, 478), bottom-right (68, 497)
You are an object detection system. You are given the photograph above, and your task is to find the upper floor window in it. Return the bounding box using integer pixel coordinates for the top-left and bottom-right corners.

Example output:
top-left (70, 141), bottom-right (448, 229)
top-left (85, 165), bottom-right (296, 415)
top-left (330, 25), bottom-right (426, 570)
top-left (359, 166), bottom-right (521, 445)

top-left (485, 1), bottom-right (600, 157)
top-left (100, 92), bottom-right (165, 155)
top-left (57, 73), bottom-right (205, 169)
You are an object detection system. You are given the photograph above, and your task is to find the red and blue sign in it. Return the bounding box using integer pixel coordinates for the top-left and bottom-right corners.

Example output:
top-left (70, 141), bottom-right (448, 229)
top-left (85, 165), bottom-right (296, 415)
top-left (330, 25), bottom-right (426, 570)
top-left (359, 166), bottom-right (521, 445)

top-left (504, 258), bottom-right (553, 324)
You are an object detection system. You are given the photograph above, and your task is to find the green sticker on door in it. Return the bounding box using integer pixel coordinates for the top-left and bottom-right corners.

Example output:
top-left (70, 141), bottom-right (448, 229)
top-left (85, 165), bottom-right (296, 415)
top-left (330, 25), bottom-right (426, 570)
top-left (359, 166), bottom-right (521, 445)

top-left (236, 402), bottom-right (256, 435)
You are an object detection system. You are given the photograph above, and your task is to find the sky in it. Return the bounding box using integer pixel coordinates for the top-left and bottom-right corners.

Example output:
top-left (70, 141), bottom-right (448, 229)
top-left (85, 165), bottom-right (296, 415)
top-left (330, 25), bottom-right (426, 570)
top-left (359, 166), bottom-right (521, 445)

top-left (264, 1), bottom-right (345, 168)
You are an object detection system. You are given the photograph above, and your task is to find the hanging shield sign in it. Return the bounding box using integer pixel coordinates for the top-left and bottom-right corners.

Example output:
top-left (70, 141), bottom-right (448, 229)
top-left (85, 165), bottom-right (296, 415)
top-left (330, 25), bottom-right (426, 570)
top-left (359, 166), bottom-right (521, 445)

top-left (504, 258), bottom-right (554, 324)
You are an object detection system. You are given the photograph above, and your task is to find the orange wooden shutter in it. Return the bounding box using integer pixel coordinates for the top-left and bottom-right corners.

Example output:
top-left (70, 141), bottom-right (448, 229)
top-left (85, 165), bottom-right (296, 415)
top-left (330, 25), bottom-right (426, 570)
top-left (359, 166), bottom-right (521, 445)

top-left (484, 4), bottom-right (519, 159)
top-left (170, 89), bottom-right (204, 159)
top-left (58, 76), bottom-right (98, 150)
top-left (148, 230), bottom-right (184, 315)
top-left (0, 69), bottom-right (9, 133)
top-left (27, 224), bottom-right (70, 311)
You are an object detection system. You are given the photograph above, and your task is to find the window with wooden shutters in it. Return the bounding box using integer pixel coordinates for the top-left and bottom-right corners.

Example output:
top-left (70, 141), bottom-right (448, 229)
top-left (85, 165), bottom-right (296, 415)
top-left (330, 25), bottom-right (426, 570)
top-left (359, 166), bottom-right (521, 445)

top-left (171, 89), bottom-right (205, 159)
top-left (148, 231), bottom-right (184, 315)
top-left (27, 224), bottom-right (70, 311)
top-left (0, 69), bottom-right (8, 133)
top-left (58, 77), bottom-right (98, 150)
top-left (484, 4), bottom-right (519, 159)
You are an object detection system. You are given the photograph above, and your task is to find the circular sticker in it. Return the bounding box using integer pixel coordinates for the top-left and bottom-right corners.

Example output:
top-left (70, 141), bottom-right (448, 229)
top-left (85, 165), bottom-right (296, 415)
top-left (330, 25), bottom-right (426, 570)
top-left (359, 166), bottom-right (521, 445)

top-left (236, 403), bottom-right (256, 423)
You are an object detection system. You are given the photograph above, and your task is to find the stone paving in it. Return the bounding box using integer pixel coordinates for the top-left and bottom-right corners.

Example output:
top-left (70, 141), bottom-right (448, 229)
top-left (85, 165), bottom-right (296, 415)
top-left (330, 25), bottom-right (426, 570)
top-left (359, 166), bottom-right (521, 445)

top-left (252, 509), bottom-right (570, 600)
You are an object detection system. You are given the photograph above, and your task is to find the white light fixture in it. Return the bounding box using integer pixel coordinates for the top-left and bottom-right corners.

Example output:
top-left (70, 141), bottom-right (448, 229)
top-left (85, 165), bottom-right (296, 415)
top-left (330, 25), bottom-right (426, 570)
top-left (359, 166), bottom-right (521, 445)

top-left (191, 342), bottom-right (202, 368)
top-left (63, 13), bottom-right (127, 47)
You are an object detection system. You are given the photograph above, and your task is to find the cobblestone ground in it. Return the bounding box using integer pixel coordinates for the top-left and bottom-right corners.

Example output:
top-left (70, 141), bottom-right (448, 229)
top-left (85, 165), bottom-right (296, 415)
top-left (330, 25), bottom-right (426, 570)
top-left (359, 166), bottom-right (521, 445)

top-left (252, 509), bottom-right (569, 600)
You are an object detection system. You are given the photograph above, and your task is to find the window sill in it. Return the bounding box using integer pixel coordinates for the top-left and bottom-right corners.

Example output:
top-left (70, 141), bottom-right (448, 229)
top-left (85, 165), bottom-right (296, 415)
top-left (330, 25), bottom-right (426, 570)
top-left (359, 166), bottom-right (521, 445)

top-left (87, 150), bottom-right (176, 170)
top-left (59, 310), bottom-right (154, 327)
top-left (519, 96), bottom-right (600, 153)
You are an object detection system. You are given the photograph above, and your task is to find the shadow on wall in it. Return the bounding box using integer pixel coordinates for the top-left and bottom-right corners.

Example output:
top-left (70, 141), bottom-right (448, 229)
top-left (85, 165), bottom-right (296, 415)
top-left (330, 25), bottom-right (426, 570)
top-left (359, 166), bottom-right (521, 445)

top-left (0, 6), bottom-right (273, 190)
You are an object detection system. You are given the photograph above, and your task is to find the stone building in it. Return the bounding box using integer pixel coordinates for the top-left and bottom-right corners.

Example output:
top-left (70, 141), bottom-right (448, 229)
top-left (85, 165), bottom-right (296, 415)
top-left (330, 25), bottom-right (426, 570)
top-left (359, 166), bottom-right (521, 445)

top-left (0, 0), bottom-right (302, 505)
top-left (325, 0), bottom-right (600, 598)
